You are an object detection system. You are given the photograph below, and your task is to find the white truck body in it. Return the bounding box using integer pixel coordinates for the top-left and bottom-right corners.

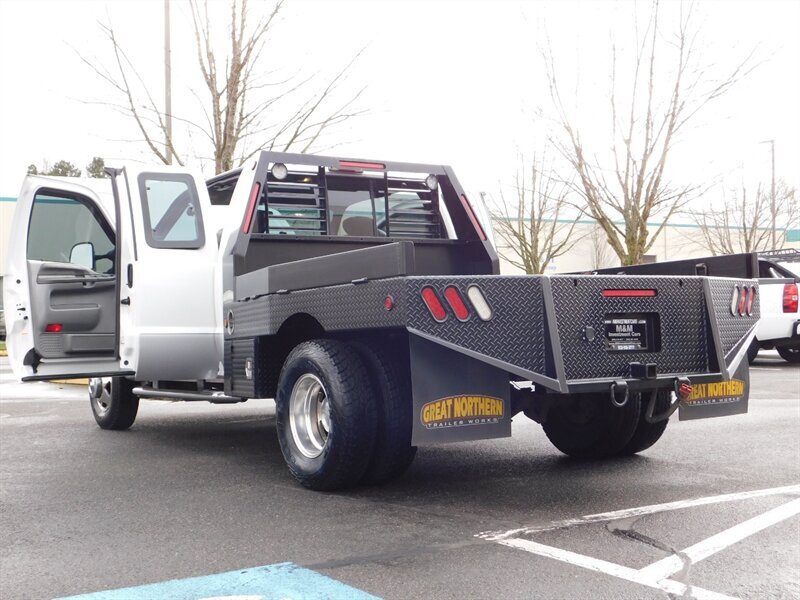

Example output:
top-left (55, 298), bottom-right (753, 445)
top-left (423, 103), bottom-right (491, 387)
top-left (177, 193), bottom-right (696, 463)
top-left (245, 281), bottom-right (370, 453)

top-left (2, 164), bottom-right (255, 381)
top-left (752, 258), bottom-right (799, 361)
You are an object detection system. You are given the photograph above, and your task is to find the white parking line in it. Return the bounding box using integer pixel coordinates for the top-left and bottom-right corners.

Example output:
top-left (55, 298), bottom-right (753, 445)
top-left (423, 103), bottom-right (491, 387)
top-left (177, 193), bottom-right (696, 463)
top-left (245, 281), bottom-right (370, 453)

top-left (479, 483), bottom-right (800, 540)
top-left (497, 538), bottom-right (738, 600)
top-left (637, 497), bottom-right (800, 580)
top-left (481, 485), bottom-right (800, 600)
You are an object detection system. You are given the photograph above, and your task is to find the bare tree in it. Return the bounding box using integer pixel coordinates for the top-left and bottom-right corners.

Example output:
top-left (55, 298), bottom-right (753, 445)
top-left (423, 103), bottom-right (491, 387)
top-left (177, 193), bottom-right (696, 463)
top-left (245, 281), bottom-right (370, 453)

top-left (80, 0), bottom-right (366, 174)
top-left (693, 181), bottom-right (798, 255)
top-left (589, 222), bottom-right (615, 270)
top-left (489, 156), bottom-right (580, 274)
top-left (542, 1), bottom-right (756, 265)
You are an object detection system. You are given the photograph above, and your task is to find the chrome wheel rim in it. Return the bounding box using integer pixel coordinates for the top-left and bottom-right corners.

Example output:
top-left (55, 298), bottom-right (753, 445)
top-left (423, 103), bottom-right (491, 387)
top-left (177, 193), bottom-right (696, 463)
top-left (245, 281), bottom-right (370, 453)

top-left (89, 377), bottom-right (112, 416)
top-left (289, 374), bottom-right (331, 459)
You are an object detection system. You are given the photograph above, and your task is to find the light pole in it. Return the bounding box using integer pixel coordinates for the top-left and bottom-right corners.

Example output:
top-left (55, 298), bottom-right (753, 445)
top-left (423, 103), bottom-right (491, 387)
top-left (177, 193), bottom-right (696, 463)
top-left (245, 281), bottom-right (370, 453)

top-left (164, 0), bottom-right (173, 165)
top-left (760, 139), bottom-right (776, 249)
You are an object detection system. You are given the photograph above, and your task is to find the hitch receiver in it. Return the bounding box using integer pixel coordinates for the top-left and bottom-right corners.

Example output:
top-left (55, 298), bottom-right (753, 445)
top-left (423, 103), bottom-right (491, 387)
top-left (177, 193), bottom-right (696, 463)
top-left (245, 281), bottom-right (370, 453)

top-left (643, 377), bottom-right (693, 423)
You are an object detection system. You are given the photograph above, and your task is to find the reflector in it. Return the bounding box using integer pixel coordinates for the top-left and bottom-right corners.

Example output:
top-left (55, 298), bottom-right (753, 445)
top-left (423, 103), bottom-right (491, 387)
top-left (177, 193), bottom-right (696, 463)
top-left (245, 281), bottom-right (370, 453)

top-left (45, 323), bottom-right (63, 333)
top-left (466, 286), bottom-right (493, 321)
top-left (730, 286), bottom-right (740, 316)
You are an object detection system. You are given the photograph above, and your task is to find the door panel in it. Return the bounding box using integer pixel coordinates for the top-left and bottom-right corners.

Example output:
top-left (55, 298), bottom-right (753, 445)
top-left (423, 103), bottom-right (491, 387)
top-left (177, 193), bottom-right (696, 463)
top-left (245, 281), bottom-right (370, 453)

top-left (119, 168), bottom-right (221, 380)
top-left (4, 178), bottom-right (129, 381)
top-left (28, 261), bottom-right (116, 358)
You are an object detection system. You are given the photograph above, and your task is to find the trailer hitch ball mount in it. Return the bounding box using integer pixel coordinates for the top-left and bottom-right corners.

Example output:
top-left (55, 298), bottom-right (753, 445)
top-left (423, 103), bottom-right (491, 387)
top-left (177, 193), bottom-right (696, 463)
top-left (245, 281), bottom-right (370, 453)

top-left (610, 376), bottom-right (692, 418)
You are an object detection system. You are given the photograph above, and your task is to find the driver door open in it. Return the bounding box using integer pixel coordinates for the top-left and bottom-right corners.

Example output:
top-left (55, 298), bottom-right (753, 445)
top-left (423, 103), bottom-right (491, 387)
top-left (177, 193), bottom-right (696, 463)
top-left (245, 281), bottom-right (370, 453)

top-left (3, 177), bottom-right (133, 381)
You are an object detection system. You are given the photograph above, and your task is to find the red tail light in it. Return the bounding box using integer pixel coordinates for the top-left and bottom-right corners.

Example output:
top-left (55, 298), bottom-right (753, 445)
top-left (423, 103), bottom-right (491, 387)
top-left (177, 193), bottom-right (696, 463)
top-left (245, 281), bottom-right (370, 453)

top-left (745, 286), bottom-right (757, 316)
top-left (421, 287), bottom-right (447, 322)
top-left (784, 283), bottom-right (799, 313)
top-left (242, 182), bottom-right (262, 233)
top-left (45, 323), bottom-right (63, 333)
top-left (460, 195), bottom-right (487, 241)
top-left (602, 289), bottom-right (657, 298)
top-left (737, 286), bottom-right (747, 316)
top-left (443, 286), bottom-right (470, 321)
top-left (339, 160), bottom-right (385, 170)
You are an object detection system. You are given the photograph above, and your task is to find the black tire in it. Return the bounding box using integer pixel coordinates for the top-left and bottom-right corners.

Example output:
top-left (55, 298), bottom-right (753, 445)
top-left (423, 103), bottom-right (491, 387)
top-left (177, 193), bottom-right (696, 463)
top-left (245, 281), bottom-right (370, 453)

top-left (617, 390), bottom-right (670, 455)
top-left (777, 345), bottom-right (800, 363)
top-left (89, 377), bottom-right (139, 430)
top-left (353, 341), bottom-right (417, 485)
top-left (542, 391), bottom-right (640, 458)
top-left (275, 339), bottom-right (377, 491)
top-left (746, 339), bottom-right (760, 364)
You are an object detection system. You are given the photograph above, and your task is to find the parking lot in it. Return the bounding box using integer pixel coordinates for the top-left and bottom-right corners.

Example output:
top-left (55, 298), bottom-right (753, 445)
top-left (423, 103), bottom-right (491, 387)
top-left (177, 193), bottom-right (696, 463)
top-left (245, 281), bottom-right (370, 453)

top-left (1, 353), bottom-right (798, 600)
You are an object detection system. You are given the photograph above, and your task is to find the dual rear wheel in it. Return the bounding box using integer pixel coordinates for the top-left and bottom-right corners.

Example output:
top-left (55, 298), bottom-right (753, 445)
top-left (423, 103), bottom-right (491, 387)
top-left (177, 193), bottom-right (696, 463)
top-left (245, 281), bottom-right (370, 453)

top-left (542, 390), bottom-right (671, 458)
top-left (275, 339), bottom-right (416, 491)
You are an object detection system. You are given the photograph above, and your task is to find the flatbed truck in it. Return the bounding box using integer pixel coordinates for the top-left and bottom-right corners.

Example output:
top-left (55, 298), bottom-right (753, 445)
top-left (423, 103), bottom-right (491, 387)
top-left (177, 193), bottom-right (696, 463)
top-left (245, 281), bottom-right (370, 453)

top-left (3, 152), bottom-right (758, 489)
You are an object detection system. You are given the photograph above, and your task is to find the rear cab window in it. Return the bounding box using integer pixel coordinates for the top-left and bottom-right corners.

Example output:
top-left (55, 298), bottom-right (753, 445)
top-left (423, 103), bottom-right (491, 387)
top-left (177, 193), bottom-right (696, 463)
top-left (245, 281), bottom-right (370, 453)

top-left (138, 173), bottom-right (205, 249)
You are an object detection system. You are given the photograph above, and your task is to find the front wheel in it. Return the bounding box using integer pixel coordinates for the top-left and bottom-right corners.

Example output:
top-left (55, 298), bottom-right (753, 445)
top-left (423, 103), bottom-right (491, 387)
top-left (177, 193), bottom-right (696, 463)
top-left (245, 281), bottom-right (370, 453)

top-left (275, 339), bottom-right (377, 491)
top-left (777, 345), bottom-right (800, 363)
top-left (542, 391), bottom-right (640, 458)
top-left (89, 377), bottom-right (139, 430)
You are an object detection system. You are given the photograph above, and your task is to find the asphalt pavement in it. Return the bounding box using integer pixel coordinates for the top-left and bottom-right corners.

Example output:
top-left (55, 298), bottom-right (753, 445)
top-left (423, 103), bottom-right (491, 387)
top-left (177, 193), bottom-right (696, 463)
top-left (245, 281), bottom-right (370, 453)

top-left (0, 353), bottom-right (798, 599)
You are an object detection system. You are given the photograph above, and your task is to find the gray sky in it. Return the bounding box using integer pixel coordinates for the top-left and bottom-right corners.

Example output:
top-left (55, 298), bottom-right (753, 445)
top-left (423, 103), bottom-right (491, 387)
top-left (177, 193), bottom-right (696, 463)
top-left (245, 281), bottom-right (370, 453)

top-left (1, 0), bottom-right (798, 219)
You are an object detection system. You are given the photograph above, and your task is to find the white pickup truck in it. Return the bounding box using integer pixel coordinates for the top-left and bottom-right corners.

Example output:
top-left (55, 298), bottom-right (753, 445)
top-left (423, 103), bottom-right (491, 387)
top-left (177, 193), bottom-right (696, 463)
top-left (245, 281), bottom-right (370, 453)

top-left (2, 152), bottom-right (758, 490)
top-left (748, 250), bottom-right (800, 363)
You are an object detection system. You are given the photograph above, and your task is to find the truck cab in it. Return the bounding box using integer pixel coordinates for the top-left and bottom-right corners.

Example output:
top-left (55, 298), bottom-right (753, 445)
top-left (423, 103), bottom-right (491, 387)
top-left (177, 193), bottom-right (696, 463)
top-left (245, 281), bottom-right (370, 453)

top-left (3, 165), bottom-right (227, 383)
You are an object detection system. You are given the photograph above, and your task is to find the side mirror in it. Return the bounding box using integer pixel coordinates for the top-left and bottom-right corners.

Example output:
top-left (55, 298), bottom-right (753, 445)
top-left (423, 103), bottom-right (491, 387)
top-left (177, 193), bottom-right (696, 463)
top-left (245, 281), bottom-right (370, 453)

top-left (69, 242), bottom-right (95, 271)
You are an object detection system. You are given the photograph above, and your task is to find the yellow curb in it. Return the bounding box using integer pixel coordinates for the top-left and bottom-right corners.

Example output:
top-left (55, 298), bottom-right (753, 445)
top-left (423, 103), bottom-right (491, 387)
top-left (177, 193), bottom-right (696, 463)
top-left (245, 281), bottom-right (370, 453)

top-left (52, 378), bottom-right (90, 385)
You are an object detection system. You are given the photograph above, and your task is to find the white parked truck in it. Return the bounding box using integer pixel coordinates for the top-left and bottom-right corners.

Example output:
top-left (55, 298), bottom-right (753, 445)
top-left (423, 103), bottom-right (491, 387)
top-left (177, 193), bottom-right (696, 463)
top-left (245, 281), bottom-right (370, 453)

top-left (749, 250), bottom-right (800, 363)
top-left (3, 152), bottom-right (758, 490)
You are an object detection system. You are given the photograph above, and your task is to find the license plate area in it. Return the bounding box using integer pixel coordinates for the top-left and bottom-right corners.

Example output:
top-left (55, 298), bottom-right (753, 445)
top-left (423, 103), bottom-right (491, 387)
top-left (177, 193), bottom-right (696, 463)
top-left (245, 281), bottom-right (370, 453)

top-left (603, 313), bottom-right (660, 352)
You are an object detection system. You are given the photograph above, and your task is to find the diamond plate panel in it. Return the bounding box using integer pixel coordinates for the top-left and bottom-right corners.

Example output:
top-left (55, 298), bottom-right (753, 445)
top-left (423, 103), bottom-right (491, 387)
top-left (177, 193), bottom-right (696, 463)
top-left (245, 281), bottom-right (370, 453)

top-left (406, 276), bottom-right (548, 374)
top-left (551, 276), bottom-right (709, 380)
top-left (227, 278), bottom-right (407, 339)
top-left (707, 278), bottom-right (760, 360)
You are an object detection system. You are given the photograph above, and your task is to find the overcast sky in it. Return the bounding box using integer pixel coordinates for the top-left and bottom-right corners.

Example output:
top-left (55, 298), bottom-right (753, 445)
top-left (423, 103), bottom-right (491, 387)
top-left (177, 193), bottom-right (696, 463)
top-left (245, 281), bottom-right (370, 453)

top-left (1, 0), bottom-right (798, 220)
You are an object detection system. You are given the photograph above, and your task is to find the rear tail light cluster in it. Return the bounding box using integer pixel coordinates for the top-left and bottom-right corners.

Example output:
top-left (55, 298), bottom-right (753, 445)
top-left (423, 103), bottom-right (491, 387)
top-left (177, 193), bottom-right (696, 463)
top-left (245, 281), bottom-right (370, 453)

top-left (729, 285), bottom-right (757, 316)
top-left (421, 285), bottom-right (492, 323)
top-left (784, 282), bottom-right (799, 313)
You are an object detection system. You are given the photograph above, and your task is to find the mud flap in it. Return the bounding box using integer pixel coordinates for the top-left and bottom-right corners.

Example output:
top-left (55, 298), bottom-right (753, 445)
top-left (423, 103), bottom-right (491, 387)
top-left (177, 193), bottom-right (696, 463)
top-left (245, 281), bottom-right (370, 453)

top-left (410, 335), bottom-right (511, 444)
top-left (678, 359), bottom-right (750, 421)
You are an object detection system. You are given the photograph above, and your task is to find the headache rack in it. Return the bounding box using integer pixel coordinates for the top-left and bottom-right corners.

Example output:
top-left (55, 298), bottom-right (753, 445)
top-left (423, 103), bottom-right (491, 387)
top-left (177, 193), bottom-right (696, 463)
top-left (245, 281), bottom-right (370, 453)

top-left (251, 162), bottom-right (445, 240)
